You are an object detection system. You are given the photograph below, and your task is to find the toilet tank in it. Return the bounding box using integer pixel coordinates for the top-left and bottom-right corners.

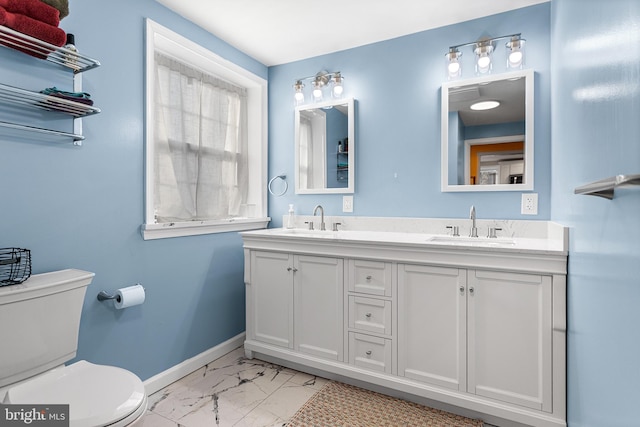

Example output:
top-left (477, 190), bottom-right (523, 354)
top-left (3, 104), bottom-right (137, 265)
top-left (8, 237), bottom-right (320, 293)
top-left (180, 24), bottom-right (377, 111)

top-left (0, 269), bottom-right (95, 388)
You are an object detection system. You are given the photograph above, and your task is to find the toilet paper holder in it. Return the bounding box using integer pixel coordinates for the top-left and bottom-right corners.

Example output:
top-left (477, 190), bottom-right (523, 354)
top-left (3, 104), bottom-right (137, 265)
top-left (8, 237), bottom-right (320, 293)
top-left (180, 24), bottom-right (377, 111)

top-left (97, 284), bottom-right (143, 302)
top-left (97, 290), bottom-right (120, 302)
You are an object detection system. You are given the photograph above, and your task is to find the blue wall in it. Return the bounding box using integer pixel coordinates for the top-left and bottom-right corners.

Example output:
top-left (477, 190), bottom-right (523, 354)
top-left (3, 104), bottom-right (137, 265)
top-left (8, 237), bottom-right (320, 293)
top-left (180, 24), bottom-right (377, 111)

top-left (268, 4), bottom-right (551, 224)
top-left (0, 0), bottom-right (266, 381)
top-left (551, 0), bottom-right (640, 425)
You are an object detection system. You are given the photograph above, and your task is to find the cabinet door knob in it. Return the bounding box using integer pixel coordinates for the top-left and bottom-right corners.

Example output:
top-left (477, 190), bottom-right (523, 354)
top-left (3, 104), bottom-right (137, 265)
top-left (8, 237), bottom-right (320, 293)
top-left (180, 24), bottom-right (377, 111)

top-left (469, 287), bottom-right (475, 295)
top-left (365, 312), bottom-right (372, 318)
top-left (366, 275), bottom-right (372, 281)
top-left (365, 350), bottom-right (372, 356)
top-left (292, 268), bottom-right (298, 272)
top-left (287, 267), bottom-right (292, 272)
top-left (459, 285), bottom-right (465, 293)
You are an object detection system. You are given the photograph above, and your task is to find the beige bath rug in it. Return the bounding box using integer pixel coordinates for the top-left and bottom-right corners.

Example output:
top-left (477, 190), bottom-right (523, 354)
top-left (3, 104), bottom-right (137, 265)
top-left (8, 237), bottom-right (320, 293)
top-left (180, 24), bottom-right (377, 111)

top-left (287, 381), bottom-right (483, 427)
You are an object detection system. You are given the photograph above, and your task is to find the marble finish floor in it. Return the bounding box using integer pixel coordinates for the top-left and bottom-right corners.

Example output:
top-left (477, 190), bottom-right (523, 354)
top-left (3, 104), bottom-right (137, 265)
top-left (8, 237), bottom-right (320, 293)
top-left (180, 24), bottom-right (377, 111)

top-left (142, 347), bottom-right (329, 427)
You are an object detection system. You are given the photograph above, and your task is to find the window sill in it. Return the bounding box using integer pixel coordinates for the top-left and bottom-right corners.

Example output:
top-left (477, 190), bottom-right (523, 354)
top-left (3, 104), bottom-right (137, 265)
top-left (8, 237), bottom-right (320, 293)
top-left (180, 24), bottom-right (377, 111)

top-left (141, 217), bottom-right (271, 240)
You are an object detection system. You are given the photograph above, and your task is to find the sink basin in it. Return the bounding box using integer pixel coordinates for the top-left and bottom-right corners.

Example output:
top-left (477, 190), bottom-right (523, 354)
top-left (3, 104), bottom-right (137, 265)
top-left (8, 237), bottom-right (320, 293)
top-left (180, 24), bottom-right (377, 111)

top-left (427, 236), bottom-right (516, 246)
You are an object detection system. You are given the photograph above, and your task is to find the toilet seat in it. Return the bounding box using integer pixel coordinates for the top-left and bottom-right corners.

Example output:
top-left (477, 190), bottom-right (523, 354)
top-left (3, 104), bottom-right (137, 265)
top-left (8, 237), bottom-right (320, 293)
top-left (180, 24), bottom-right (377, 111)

top-left (5, 360), bottom-right (147, 427)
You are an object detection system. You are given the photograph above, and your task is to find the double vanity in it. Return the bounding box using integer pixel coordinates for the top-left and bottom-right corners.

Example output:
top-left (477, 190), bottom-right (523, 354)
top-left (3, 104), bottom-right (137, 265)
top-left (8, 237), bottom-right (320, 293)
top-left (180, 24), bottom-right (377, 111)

top-left (241, 214), bottom-right (567, 427)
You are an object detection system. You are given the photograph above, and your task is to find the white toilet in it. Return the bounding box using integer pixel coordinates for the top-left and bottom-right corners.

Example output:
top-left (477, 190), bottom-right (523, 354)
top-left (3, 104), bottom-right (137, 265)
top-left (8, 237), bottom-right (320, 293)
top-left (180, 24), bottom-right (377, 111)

top-left (0, 269), bottom-right (148, 426)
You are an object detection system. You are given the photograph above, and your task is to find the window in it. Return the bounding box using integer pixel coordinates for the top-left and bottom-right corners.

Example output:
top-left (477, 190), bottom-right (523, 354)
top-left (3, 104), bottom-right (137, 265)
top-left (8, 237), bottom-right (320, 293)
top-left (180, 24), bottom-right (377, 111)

top-left (143, 20), bottom-right (269, 240)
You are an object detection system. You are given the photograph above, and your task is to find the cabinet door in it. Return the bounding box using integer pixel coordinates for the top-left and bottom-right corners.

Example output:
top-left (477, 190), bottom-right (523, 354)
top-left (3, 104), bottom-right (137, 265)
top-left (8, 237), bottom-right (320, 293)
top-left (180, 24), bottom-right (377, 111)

top-left (249, 251), bottom-right (293, 348)
top-left (467, 270), bottom-right (552, 411)
top-left (294, 255), bottom-right (344, 361)
top-left (397, 264), bottom-right (467, 391)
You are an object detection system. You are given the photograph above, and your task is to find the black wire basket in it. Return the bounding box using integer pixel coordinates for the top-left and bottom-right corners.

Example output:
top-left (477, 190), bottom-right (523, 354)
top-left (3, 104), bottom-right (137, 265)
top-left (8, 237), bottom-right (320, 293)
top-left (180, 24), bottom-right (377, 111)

top-left (0, 248), bottom-right (32, 286)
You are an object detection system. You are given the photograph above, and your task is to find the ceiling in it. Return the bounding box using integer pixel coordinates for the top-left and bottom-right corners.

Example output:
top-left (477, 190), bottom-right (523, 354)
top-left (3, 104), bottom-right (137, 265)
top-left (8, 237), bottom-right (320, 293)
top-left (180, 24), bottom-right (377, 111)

top-left (155, 0), bottom-right (548, 66)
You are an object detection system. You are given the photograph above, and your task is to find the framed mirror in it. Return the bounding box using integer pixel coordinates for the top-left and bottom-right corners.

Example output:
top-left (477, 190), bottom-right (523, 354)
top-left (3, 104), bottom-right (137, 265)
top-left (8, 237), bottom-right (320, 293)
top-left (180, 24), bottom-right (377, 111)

top-left (441, 69), bottom-right (534, 192)
top-left (295, 97), bottom-right (355, 194)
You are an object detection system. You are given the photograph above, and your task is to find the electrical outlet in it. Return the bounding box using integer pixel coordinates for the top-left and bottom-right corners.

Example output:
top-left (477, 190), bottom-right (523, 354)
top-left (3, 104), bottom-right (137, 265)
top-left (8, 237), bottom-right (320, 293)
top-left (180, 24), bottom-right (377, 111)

top-left (521, 193), bottom-right (538, 215)
top-left (343, 196), bottom-right (353, 213)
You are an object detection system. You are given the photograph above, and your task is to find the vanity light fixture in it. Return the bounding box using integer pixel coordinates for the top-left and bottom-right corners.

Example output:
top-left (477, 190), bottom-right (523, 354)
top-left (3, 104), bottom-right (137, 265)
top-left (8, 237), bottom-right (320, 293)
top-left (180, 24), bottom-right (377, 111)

top-left (293, 70), bottom-right (344, 105)
top-left (445, 33), bottom-right (525, 79)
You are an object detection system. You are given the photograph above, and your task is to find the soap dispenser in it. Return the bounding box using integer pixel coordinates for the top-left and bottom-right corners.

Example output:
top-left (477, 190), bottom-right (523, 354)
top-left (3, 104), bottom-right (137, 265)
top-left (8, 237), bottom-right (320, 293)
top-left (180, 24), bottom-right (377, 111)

top-left (287, 204), bottom-right (295, 229)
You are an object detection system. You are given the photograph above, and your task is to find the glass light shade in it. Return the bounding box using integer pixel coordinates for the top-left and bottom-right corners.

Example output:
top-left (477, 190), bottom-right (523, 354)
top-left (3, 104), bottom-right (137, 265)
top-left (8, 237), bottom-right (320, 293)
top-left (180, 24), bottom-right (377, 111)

top-left (445, 50), bottom-right (462, 79)
top-left (312, 82), bottom-right (323, 102)
top-left (293, 81), bottom-right (305, 105)
top-left (506, 38), bottom-right (525, 69)
top-left (474, 43), bottom-right (493, 75)
top-left (332, 84), bottom-right (343, 98)
top-left (332, 73), bottom-right (344, 98)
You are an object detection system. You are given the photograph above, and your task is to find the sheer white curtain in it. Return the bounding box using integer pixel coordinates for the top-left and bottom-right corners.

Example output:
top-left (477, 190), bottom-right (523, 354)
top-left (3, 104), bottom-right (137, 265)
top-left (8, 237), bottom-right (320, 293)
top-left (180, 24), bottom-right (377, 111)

top-left (298, 115), bottom-right (313, 189)
top-left (153, 53), bottom-right (248, 222)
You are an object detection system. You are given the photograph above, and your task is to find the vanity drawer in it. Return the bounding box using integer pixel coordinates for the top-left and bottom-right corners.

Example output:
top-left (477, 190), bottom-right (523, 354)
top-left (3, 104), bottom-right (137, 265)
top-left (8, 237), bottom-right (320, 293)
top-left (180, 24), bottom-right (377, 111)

top-left (348, 259), bottom-right (392, 296)
top-left (349, 295), bottom-right (392, 336)
top-left (349, 332), bottom-right (392, 374)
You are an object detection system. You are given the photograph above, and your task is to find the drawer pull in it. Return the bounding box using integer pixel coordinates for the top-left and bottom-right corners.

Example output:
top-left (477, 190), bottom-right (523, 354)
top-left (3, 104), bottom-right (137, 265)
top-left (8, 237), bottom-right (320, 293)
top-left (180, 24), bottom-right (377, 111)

top-left (365, 312), bottom-right (372, 318)
top-left (365, 350), bottom-right (372, 356)
top-left (366, 275), bottom-right (372, 281)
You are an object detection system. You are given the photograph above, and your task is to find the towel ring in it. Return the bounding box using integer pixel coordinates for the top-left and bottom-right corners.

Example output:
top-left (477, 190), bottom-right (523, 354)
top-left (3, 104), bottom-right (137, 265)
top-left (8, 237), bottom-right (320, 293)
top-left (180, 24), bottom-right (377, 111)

top-left (268, 174), bottom-right (288, 196)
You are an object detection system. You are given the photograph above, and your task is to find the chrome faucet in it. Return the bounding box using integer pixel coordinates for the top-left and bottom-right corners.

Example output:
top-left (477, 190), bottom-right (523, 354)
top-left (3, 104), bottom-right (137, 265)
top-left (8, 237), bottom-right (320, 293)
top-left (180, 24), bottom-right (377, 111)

top-left (313, 205), bottom-right (326, 231)
top-left (469, 205), bottom-right (478, 237)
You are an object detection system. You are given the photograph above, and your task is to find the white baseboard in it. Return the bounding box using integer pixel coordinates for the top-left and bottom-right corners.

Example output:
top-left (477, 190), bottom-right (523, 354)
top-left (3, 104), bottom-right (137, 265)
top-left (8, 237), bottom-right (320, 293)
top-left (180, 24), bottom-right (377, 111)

top-left (143, 332), bottom-right (245, 395)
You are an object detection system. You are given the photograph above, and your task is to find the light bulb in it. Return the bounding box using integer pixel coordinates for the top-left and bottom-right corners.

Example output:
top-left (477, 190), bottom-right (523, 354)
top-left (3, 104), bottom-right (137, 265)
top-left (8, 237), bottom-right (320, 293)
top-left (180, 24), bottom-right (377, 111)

top-left (333, 84), bottom-right (343, 98)
top-left (313, 87), bottom-right (323, 101)
top-left (508, 51), bottom-right (523, 67)
top-left (477, 55), bottom-right (491, 70)
top-left (448, 61), bottom-right (460, 75)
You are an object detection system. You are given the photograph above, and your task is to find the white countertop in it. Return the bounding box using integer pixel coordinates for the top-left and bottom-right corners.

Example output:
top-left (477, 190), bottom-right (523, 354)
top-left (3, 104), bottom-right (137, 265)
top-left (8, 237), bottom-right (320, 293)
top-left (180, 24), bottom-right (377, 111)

top-left (242, 215), bottom-right (568, 256)
top-left (242, 227), bottom-right (567, 255)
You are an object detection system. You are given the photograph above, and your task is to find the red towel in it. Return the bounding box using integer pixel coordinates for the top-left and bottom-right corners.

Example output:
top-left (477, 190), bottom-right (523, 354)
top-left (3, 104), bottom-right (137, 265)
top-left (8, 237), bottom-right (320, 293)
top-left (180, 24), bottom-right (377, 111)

top-left (0, 6), bottom-right (65, 58)
top-left (0, 0), bottom-right (59, 26)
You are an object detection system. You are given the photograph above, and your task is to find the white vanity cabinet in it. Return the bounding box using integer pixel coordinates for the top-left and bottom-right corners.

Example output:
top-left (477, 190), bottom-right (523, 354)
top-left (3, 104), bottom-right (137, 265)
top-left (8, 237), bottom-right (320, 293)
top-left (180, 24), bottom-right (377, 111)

top-left (245, 250), bottom-right (344, 362)
top-left (241, 224), bottom-right (567, 427)
top-left (398, 265), bottom-right (553, 411)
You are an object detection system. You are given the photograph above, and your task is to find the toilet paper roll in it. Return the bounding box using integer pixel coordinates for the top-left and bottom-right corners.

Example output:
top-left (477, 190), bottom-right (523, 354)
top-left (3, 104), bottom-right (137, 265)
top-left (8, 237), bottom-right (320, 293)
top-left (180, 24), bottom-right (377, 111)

top-left (114, 284), bottom-right (145, 309)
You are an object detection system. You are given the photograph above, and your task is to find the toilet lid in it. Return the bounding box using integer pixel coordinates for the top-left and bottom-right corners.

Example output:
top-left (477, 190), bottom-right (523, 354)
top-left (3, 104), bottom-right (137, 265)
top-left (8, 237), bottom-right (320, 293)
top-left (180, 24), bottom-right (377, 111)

top-left (6, 360), bottom-right (146, 427)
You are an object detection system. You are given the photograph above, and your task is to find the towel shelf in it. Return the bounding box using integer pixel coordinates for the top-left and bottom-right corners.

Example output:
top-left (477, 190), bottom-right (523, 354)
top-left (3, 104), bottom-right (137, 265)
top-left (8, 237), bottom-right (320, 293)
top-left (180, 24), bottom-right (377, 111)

top-left (0, 83), bottom-right (100, 118)
top-left (0, 25), bottom-right (101, 145)
top-left (0, 25), bottom-right (100, 73)
top-left (0, 120), bottom-right (84, 142)
top-left (574, 174), bottom-right (640, 199)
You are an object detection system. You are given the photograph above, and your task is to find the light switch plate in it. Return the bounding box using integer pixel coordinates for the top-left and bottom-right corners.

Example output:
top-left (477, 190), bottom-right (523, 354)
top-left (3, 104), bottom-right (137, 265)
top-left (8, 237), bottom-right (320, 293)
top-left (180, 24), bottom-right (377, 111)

top-left (521, 193), bottom-right (538, 215)
top-left (343, 196), bottom-right (353, 213)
